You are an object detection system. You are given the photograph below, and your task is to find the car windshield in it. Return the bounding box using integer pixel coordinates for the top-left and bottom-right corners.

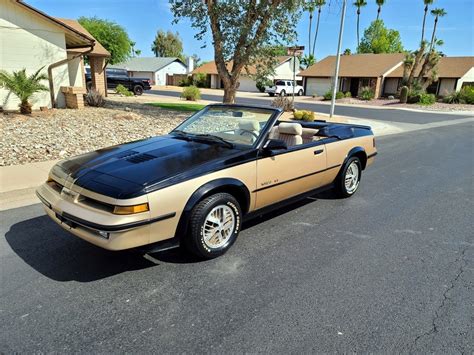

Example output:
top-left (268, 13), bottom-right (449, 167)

top-left (171, 106), bottom-right (276, 147)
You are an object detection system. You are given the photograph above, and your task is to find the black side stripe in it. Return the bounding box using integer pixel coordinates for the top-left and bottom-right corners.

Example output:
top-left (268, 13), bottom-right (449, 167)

top-left (367, 152), bottom-right (378, 159)
top-left (253, 164), bottom-right (341, 192)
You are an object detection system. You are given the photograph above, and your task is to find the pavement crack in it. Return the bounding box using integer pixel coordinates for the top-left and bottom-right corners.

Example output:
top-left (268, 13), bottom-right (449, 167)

top-left (413, 244), bottom-right (470, 347)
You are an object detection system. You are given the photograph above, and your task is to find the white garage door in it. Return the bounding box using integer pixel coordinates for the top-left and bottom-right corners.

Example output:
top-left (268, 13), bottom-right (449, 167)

top-left (237, 76), bottom-right (259, 92)
top-left (306, 78), bottom-right (331, 96)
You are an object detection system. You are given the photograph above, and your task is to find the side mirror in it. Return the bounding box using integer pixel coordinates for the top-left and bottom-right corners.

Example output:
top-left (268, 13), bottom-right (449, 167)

top-left (263, 139), bottom-right (287, 152)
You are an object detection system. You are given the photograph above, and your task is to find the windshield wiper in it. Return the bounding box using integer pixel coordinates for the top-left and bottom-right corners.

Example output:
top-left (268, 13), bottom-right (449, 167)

top-left (171, 130), bottom-right (192, 141)
top-left (194, 134), bottom-right (234, 148)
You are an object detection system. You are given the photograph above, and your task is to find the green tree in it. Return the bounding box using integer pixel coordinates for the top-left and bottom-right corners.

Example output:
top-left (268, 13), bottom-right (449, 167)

top-left (130, 41), bottom-right (141, 57)
top-left (421, 0), bottom-right (434, 42)
top-left (0, 67), bottom-right (48, 114)
top-left (78, 17), bottom-right (132, 64)
top-left (353, 0), bottom-right (368, 48)
top-left (170, 0), bottom-right (304, 103)
top-left (343, 48), bottom-right (352, 55)
top-left (357, 20), bottom-right (404, 54)
top-left (301, 54), bottom-right (316, 68)
top-left (151, 30), bottom-right (184, 61)
top-left (376, 0), bottom-right (385, 20)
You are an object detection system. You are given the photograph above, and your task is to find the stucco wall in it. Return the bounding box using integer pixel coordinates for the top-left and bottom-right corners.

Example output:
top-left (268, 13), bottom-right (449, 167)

top-left (273, 58), bottom-right (302, 81)
top-left (155, 61), bottom-right (187, 86)
top-left (67, 54), bottom-right (83, 87)
top-left (456, 67), bottom-right (474, 91)
top-left (0, 0), bottom-right (70, 110)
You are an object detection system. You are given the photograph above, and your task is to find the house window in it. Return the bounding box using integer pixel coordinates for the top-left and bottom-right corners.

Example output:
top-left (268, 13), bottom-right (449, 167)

top-left (426, 81), bottom-right (439, 95)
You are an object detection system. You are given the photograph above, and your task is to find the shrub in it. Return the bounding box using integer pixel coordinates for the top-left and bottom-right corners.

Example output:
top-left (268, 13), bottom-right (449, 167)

top-left (85, 89), bottom-right (105, 107)
top-left (323, 90), bottom-right (344, 100)
top-left (460, 85), bottom-right (474, 104)
top-left (193, 73), bottom-right (208, 88)
top-left (407, 88), bottom-right (424, 103)
top-left (293, 110), bottom-right (315, 121)
top-left (115, 84), bottom-right (132, 96)
top-left (360, 86), bottom-right (375, 101)
top-left (399, 86), bottom-right (409, 103)
top-left (256, 78), bottom-right (273, 93)
top-left (443, 91), bottom-right (463, 104)
top-left (179, 76), bottom-right (193, 87)
top-left (418, 93), bottom-right (436, 105)
top-left (271, 96), bottom-right (294, 112)
top-left (0, 67), bottom-right (49, 114)
top-left (344, 91), bottom-right (352, 98)
top-left (181, 85), bottom-right (201, 101)
top-left (293, 110), bottom-right (304, 120)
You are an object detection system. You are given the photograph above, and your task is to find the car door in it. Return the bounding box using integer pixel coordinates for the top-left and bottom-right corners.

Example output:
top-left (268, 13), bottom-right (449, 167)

top-left (254, 142), bottom-right (328, 210)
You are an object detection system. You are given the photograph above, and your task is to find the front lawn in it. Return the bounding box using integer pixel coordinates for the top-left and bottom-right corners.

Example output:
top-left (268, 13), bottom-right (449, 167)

top-left (146, 102), bottom-right (206, 112)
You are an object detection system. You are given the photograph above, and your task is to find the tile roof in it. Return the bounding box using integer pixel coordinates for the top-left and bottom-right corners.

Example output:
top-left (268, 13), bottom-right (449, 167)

top-left (386, 56), bottom-right (474, 78)
top-left (110, 57), bottom-right (186, 72)
top-left (55, 18), bottom-right (110, 57)
top-left (192, 56), bottom-right (293, 75)
top-left (299, 53), bottom-right (405, 77)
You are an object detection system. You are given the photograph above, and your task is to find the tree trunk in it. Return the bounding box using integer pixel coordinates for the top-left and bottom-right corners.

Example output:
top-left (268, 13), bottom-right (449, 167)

top-left (407, 42), bottom-right (426, 88)
top-left (377, 6), bottom-right (381, 21)
top-left (421, 6), bottom-right (428, 42)
top-left (429, 17), bottom-right (438, 51)
top-left (312, 8), bottom-right (322, 57)
top-left (20, 101), bottom-right (32, 114)
top-left (356, 10), bottom-right (361, 48)
top-left (222, 80), bottom-right (238, 103)
top-left (308, 13), bottom-right (313, 58)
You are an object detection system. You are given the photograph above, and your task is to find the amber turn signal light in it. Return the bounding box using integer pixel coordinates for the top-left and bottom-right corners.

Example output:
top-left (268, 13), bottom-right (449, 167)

top-left (113, 203), bottom-right (149, 215)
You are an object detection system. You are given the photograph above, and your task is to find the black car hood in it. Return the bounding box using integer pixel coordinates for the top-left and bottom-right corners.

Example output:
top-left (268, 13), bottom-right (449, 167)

top-left (53, 135), bottom-right (254, 199)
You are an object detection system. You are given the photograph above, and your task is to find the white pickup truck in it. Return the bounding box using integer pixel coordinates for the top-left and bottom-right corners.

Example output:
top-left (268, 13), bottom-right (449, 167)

top-left (265, 80), bottom-right (305, 97)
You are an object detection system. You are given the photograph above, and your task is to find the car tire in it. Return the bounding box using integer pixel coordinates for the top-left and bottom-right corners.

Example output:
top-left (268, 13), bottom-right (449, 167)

top-left (133, 85), bottom-right (144, 95)
top-left (334, 156), bottom-right (362, 198)
top-left (280, 90), bottom-right (286, 97)
top-left (185, 193), bottom-right (242, 259)
top-left (298, 89), bottom-right (304, 96)
top-left (269, 93), bottom-right (275, 97)
top-left (86, 81), bottom-right (92, 91)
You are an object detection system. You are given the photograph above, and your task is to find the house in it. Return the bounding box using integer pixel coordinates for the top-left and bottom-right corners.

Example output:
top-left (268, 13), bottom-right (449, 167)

top-left (0, 0), bottom-right (110, 110)
top-left (110, 57), bottom-right (189, 86)
top-left (299, 53), bottom-right (405, 98)
top-left (191, 56), bottom-right (301, 92)
top-left (384, 56), bottom-right (474, 96)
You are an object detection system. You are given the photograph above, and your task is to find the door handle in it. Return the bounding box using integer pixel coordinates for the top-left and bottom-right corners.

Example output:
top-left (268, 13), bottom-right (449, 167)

top-left (314, 149), bottom-right (324, 155)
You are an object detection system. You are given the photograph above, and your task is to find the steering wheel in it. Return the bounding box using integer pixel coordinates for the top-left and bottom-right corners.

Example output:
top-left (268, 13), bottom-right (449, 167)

top-left (238, 129), bottom-right (259, 139)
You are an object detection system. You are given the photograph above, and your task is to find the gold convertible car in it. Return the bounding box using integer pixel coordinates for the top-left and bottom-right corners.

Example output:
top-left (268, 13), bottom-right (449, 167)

top-left (36, 104), bottom-right (377, 259)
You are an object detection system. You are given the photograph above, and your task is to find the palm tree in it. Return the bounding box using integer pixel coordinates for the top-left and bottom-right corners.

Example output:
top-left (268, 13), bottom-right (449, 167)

top-left (311, 0), bottom-right (326, 57)
top-left (354, 0), bottom-right (368, 48)
top-left (429, 8), bottom-right (447, 50)
top-left (0, 67), bottom-right (49, 114)
top-left (376, 0), bottom-right (385, 20)
top-left (421, 0), bottom-right (434, 43)
top-left (304, 1), bottom-right (316, 57)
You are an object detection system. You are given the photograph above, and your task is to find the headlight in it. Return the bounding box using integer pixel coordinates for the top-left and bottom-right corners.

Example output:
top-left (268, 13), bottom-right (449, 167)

top-left (113, 203), bottom-right (149, 215)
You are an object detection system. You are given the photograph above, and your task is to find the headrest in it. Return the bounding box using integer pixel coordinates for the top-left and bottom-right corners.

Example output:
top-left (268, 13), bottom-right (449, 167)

top-left (301, 128), bottom-right (319, 137)
top-left (239, 119), bottom-right (260, 132)
top-left (278, 122), bottom-right (303, 135)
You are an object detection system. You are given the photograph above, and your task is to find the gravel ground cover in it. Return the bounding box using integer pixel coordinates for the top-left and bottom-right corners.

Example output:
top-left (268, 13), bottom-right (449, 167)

top-left (308, 97), bottom-right (473, 112)
top-left (0, 101), bottom-right (189, 166)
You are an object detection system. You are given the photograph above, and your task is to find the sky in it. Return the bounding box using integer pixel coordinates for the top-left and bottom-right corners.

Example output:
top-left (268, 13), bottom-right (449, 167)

top-left (28, 0), bottom-right (474, 61)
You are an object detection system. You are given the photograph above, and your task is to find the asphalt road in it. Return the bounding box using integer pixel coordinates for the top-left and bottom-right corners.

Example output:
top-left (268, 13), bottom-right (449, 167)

top-left (149, 89), bottom-right (473, 124)
top-left (1, 122), bottom-right (473, 353)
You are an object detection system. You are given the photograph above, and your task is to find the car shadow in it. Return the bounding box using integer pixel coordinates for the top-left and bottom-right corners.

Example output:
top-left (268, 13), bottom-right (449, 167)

top-left (5, 190), bottom-right (338, 281)
top-left (4, 215), bottom-right (158, 282)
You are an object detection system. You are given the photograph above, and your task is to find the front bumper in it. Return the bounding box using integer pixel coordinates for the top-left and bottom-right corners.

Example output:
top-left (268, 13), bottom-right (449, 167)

top-left (36, 183), bottom-right (174, 250)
